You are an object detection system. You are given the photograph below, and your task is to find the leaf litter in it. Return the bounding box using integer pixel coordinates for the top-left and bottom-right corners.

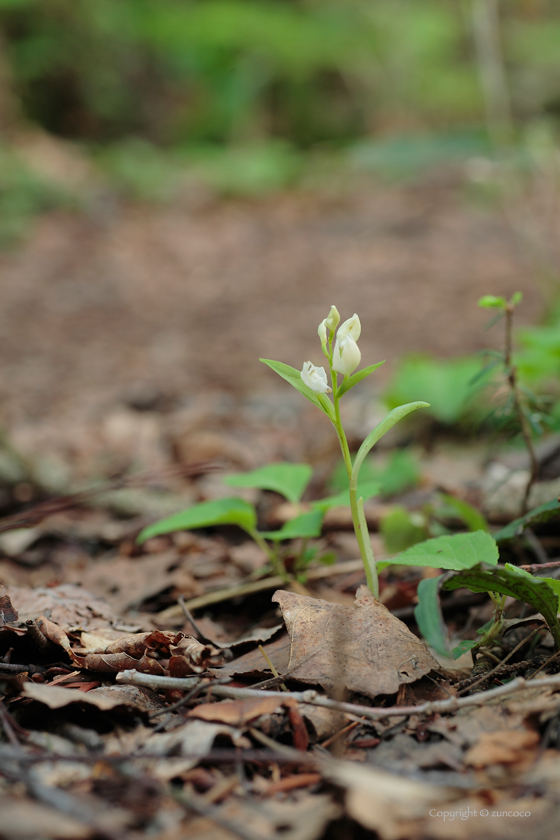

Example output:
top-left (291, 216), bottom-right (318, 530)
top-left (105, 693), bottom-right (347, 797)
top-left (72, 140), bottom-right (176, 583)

top-left (2, 286), bottom-right (560, 835)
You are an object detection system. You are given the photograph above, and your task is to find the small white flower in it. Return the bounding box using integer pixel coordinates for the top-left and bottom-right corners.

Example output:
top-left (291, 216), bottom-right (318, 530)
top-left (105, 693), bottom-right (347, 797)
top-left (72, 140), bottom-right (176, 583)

top-left (337, 313), bottom-right (361, 344)
top-left (318, 320), bottom-right (328, 348)
top-left (301, 361), bottom-right (332, 393)
top-left (332, 335), bottom-right (361, 376)
top-left (324, 305), bottom-right (340, 331)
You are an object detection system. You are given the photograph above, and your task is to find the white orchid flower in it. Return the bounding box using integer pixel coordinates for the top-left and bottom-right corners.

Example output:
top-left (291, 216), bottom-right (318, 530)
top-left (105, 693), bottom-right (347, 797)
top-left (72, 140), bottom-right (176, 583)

top-left (337, 313), bottom-right (361, 343)
top-left (324, 305), bottom-right (340, 331)
top-left (332, 335), bottom-right (361, 376)
top-left (301, 361), bottom-right (332, 394)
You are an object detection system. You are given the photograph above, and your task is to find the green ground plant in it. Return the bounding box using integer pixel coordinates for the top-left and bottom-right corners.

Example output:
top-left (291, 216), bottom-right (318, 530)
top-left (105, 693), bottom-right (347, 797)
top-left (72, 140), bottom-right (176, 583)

top-left (138, 460), bottom-right (381, 580)
top-left (139, 302), bottom-right (560, 661)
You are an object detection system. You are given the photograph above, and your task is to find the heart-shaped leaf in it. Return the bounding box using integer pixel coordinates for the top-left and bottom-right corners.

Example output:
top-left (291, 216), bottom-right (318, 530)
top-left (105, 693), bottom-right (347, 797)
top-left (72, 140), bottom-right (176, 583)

top-left (260, 509), bottom-right (324, 541)
top-left (138, 497), bottom-right (257, 543)
top-left (391, 530), bottom-right (498, 570)
top-left (224, 463), bottom-right (312, 504)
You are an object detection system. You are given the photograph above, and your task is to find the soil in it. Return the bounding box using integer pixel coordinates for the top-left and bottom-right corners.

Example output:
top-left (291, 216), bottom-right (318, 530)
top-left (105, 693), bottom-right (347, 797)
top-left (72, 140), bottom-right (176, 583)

top-left (0, 178), bottom-right (544, 438)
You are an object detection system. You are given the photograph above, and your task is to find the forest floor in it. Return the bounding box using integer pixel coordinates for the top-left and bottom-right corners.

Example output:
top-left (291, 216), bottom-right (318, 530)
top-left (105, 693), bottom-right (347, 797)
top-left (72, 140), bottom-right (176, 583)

top-left (1, 176), bottom-right (560, 840)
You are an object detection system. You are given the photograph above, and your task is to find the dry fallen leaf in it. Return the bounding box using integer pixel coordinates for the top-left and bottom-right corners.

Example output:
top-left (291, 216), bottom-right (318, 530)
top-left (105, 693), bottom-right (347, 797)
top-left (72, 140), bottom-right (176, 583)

top-left (0, 586), bottom-right (18, 625)
top-left (22, 682), bottom-right (166, 714)
top-left (188, 695), bottom-right (285, 726)
top-left (464, 729), bottom-right (540, 769)
top-left (322, 758), bottom-right (459, 840)
top-left (272, 585), bottom-right (439, 698)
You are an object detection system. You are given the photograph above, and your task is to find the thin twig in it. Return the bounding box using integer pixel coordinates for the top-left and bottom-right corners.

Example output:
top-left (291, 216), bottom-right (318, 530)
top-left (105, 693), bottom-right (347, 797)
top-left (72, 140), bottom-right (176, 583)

top-left (116, 670), bottom-right (560, 721)
top-left (519, 560), bottom-right (560, 574)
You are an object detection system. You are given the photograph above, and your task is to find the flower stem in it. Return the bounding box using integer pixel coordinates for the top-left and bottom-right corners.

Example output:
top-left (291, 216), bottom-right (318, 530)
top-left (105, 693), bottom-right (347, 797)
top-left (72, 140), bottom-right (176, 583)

top-left (331, 370), bottom-right (379, 597)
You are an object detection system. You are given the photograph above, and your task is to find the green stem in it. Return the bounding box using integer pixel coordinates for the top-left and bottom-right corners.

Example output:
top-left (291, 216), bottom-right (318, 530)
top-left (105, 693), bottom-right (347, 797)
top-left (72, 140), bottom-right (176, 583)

top-left (247, 528), bottom-right (287, 580)
top-left (331, 369), bottom-right (379, 597)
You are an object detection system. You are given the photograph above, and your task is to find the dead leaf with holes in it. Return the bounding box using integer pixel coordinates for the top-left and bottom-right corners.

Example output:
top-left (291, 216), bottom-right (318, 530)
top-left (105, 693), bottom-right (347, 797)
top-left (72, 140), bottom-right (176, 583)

top-left (272, 586), bottom-right (439, 699)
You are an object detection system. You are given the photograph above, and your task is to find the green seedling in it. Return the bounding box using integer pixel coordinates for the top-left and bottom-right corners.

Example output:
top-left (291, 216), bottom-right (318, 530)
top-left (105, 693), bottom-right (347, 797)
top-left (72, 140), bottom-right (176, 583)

top-left (477, 291), bottom-right (549, 514)
top-left (138, 460), bottom-right (380, 579)
top-left (262, 306), bottom-right (429, 596)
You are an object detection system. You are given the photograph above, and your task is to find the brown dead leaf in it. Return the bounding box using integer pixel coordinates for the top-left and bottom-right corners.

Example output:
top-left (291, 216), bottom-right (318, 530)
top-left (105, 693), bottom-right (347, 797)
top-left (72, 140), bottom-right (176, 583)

top-left (36, 614), bottom-right (72, 654)
top-left (0, 796), bottom-right (91, 840)
top-left (323, 758), bottom-right (459, 840)
top-left (188, 695), bottom-right (285, 726)
top-left (465, 729), bottom-right (540, 769)
top-left (214, 633), bottom-right (291, 680)
top-left (22, 682), bottom-right (165, 714)
top-left (0, 587), bottom-right (18, 625)
top-left (6, 583), bottom-right (119, 631)
top-left (272, 586), bottom-right (439, 698)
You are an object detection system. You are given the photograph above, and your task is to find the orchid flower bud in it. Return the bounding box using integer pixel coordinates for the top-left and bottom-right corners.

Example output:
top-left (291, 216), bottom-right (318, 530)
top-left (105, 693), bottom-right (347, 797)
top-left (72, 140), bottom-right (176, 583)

top-left (325, 305), bottom-right (340, 331)
top-left (301, 361), bottom-right (332, 394)
top-left (332, 335), bottom-right (361, 376)
top-left (318, 320), bottom-right (328, 348)
top-left (336, 313), bottom-right (361, 344)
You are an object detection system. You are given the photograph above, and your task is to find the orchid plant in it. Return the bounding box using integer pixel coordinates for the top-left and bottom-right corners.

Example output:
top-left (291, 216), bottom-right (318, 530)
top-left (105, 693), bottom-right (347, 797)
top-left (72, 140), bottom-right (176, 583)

top-left (261, 305), bottom-right (429, 597)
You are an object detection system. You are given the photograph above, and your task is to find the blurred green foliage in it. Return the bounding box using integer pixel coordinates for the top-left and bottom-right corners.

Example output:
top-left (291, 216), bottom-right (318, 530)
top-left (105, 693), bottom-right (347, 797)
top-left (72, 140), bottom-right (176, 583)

top-left (384, 355), bottom-right (485, 427)
top-left (1, 0), bottom-right (559, 152)
top-left (0, 142), bottom-right (70, 244)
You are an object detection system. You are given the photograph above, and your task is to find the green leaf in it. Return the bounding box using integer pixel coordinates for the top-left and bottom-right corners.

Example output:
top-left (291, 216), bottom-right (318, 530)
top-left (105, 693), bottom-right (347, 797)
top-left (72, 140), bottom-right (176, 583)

top-left (478, 295), bottom-right (507, 309)
top-left (414, 576), bottom-right (449, 657)
top-left (224, 463), bottom-right (312, 504)
top-left (451, 640), bottom-right (477, 660)
top-left (541, 578), bottom-right (560, 598)
top-left (260, 359), bottom-right (335, 420)
top-left (442, 563), bottom-right (560, 648)
top-left (493, 498), bottom-right (560, 542)
top-left (438, 494), bottom-right (489, 532)
top-left (391, 530), bottom-right (498, 570)
top-left (138, 497), bottom-right (257, 543)
top-left (510, 291), bottom-right (523, 307)
top-left (351, 401), bottom-right (429, 482)
top-left (312, 480), bottom-right (380, 512)
top-left (260, 509), bottom-right (324, 541)
top-left (337, 361), bottom-right (385, 397)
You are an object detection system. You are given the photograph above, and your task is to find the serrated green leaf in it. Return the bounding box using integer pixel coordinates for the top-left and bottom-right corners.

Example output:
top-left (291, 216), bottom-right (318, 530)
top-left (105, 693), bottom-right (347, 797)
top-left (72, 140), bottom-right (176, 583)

top-left (451, 640), bottom-right (477, 660)
top-left (337, 361), bottom-right (385, 397)
top-left (224, 463), bottom-right (312, 504)
top-left (260, 509), bottom-right (324, 541)
top-left (442, 563), bottom-right (560, 648)
top-left (351, 401), bottom-right (429, 483)
top-left (391, 530), bottom-right (498, 570)
top-left (312, 480), bottom-right (380, 512)
top-left (493, 498), bottom-right (560, 542)
top-left (414, 576), bottom-right (449, 657)
top-left (138, 497), bottom-right (257, 543)
top-left (260, 359), bottom-right (335, 420)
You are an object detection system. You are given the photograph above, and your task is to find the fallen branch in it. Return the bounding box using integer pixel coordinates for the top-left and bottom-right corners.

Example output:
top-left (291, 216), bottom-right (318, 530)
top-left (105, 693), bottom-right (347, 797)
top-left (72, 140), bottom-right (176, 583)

top-left (116, 670), bottom-right (560, 721)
